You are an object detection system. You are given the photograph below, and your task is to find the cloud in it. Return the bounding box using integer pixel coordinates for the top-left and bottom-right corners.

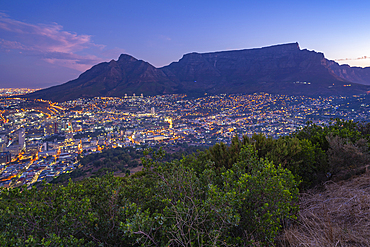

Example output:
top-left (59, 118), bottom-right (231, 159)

top-left (335, 56), bottom-right (369, 62)
top-left (159, 35), bottom-right (172, 41)
top-left (0, 13), bottom-right (122, 71)
top-left (0, 39), bottom-right (28, 50)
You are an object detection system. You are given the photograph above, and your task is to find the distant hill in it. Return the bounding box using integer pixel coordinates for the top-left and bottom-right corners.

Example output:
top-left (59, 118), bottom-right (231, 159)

top-left (25, 43), bottom-right (370, 101)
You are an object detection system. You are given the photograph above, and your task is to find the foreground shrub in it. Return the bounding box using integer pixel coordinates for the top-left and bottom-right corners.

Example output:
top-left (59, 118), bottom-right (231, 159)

top-left (0, 145), bottom-right (299, 246)
top-left (0, 176), bottom-right (135, 246)
top-left (326, 135), bottom-right (370, 178)
top-left (0, 183), bottom-right (96, 246)
top-left (293, 119), bottom-right (363, 152)
top-left (207, 134), bottom-right (327, 189)
top-left (122, 145), bottom-right (299, 246)
top-left (248, 134), bottom-right (327, 188)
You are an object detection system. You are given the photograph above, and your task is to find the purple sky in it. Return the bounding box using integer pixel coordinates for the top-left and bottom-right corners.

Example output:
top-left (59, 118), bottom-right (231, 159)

top-left (1, 0), bottom-right (370, 88)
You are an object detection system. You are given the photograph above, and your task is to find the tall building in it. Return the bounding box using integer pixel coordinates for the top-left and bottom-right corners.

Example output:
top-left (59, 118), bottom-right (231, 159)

top-left (0, 134), bottom-right (7, 152)
top-left (42, 142), bottom-right (49, 152)
top-left (151, 107), bottom-right (155, 115)
top-left (18, 128), bottom-right (25, 148)
top-left (0, 142), bottom-right (5, 152)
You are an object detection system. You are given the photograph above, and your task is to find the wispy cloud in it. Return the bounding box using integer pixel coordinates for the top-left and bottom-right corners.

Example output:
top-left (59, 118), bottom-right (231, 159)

top-left (0, 13), bottom-right (123, 71)
top-left (335, 56), bottom-right (369, 62)
top-left (159, 35), bottom-right (172, 41)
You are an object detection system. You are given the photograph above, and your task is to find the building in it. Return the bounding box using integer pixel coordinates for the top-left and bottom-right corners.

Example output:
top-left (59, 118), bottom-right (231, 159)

top-left (0, 152), bottom-right (11, 164)
top-left (42, 142), bottom-right (49, 151)
top-left (38, 149), bottom-right (57, 158)
top-left (18, 128), bottom-right (25, 148)
top-left (45, 122), bottom-right (58, 135)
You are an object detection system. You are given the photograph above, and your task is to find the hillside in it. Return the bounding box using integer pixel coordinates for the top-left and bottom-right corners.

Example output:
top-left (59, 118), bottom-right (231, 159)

top-left (282, 170), bottom-right (370, 246)
top-left (1, 120), bottom-right (370, 246)
top-left (25, 43), bottom-right (370, 102)
top-left (51, 144), bottom-right (207, 184)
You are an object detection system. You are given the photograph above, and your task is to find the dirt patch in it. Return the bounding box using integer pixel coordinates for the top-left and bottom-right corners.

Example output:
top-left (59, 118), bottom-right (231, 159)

top-left (129, 165), bottom-right (143, 174)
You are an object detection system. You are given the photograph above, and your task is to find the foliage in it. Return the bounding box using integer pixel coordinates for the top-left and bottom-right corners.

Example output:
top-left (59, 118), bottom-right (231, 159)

top-left (292, 119), bottom-right (370, 182)
top-left (0, 183), bottom-right (95, 246)
top-left (0, 144), bottom-right (299, 246)
top-left (206, 134), bottom-right (326, 189)
top-left (217, 145), bottom-right (299, 245)
top-left (122, 145), bottom-right (299, 246)
top-left (251, 134), bottom-right (327, 188)
top-left (0, 175), bottom-right (140, 246)
top-left (293, 119), bottom-right (363, 152)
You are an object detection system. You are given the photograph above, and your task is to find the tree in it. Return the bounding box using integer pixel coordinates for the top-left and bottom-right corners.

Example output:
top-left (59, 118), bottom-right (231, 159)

top-left (122, 145), bottom-right (299, 246)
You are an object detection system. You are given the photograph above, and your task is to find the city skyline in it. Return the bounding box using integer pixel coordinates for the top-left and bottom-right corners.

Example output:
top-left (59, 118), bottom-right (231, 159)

top-left (1, 1), bottom-right (370, 89)
top-left (2, 92), bottom-right (369, 188)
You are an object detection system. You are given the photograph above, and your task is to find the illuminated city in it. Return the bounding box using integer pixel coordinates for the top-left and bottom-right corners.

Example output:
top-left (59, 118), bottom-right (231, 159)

top-left (0, 88), bottom-right (42, 97)
top-left (1, 90), bottom-right (370, 188)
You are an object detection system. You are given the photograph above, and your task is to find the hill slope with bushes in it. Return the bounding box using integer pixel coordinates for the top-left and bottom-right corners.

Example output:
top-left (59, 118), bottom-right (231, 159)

top-left (1, 119), bottom-right (370, 246)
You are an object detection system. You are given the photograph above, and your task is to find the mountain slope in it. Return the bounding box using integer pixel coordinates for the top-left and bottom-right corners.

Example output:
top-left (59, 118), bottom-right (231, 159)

top-left (162, 43), bottom-right (362, 96)
top-left (27, 54), bottom-right (178, 102)
top-left (327, 60), bottom-right (370, 85)
top-left (25, 43), bottom-right (370, 101)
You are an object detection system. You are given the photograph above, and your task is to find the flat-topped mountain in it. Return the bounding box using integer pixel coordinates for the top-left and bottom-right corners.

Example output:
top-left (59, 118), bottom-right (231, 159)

top-left (26, 43), bottom-right (370, 101)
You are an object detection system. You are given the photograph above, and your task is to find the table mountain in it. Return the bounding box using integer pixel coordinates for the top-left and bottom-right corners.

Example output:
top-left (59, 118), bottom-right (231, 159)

top-left (25, 43), bottom-right (370, 101)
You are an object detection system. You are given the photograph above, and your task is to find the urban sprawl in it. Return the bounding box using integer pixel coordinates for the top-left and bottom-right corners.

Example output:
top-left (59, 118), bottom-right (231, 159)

top-left (1, 92), bottom-right (370, 188)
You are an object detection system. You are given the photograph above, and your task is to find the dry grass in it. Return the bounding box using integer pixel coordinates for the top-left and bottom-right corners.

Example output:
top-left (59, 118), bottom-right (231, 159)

top-left (280, 171), bottom-right (370, 247)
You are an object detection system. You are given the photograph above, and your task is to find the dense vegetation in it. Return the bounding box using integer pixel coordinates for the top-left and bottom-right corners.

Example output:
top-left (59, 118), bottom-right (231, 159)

top-left (1, 119), bottom-right (370, 246)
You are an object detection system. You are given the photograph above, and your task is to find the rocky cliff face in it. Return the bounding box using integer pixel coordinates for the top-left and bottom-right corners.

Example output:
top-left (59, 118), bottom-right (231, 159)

top-left (326, 60), bottom-right (370, 85)
top-left (26, 43), bottom-right (370, 102)
top-left (160, 42), bottom-right (368, 96)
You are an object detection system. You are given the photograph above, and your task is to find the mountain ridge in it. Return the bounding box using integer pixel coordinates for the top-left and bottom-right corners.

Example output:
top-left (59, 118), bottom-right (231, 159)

top-left (25, 43), bottom-right (370, 102)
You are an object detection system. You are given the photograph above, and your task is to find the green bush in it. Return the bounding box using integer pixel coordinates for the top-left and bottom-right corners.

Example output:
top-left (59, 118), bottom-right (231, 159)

top-left (293, 119), bottom-right (363, 152)
top-left (1, 174), bottom-right (142, 246)
top-left (207, 134), bottom-right (327, 189)
top-left (122, 145), bottom-right (299, 246)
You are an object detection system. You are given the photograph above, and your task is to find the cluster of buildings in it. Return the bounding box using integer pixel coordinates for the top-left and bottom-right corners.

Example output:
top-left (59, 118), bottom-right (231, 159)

top-left (1, 92), bottom-right (370, 188)
top-left (0, 88), bottom-right (41, 97)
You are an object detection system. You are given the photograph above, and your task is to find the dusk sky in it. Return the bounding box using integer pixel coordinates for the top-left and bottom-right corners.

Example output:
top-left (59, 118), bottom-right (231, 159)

top-left (1, 0), bottom-right (370, 88)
